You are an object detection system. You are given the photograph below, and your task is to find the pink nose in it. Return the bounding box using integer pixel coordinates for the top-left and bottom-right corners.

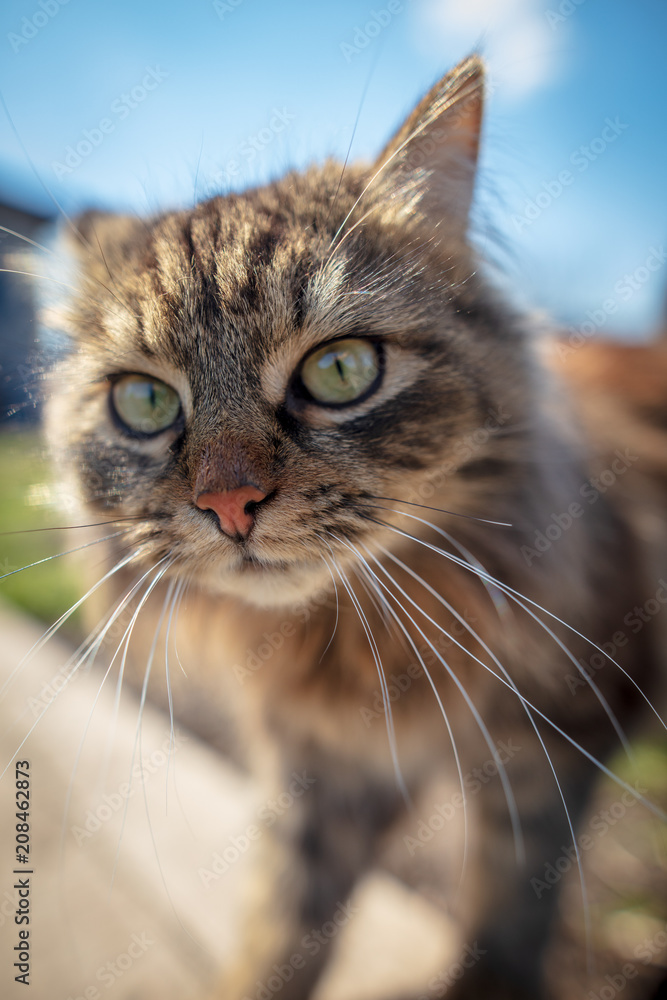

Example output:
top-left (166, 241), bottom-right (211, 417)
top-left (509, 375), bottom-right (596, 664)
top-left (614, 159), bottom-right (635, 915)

top-left (195, 485), bottom-right (268, 539)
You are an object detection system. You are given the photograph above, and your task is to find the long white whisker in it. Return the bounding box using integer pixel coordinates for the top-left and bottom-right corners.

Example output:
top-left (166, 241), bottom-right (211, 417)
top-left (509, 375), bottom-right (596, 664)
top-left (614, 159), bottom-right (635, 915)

top-left (371, 519), bottom-right (666, 820)
top-left (373, 540), bottom-right (592, 956)
top-left (0, 548), bottom-right (158, 780)
top-left (106, 573), bottom-right (198, 943)
top-left (107, 559), bottom-right (174, 758)
top-left (333, 533), bottom-right (524, 863)
top-left (0, 528), bottom-right (133, 584)
top-left (164, 578), bottom-right (186, 812)
top-left (423, 514), bottom-right (665, 730)
top-left (351, 552), bottom-right (470, 892)
top-left (371, 511), bottom-right (639, 751)
top-left (164, 578), bottom-right (197, 841)
top-left (317, 554), bottom-right (340, 664)
top-left (59, 558), bottom-right (172, 863)
top-left (322, 545), bottom-right (409, 805)
top-left (0, 541), bottom-right (140, 704)
top-left (0, 266), bottom-right (80, 293)
top-left (109, 569), bottom-right (176, 893)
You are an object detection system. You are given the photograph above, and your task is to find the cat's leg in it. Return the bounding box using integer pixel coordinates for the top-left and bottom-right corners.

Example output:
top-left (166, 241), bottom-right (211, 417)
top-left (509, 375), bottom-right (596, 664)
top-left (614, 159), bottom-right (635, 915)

top-left (213, 757), bottom-right (401, 1000)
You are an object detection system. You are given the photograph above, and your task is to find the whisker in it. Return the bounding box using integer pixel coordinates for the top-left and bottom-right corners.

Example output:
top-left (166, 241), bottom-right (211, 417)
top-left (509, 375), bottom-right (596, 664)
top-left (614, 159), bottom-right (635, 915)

top-left (334, 532), bottom-right (524, 863)
top-left (370, 511), bottom-right (638, 752)
top-left (0, 527), bottom-right (133, 582)
top-left (322, 544), bottom-right (409, 805)
top-left (352, 561), bottom-right (398, 638)
top-left (106, 571), bottom-right (198, 944)
top-left (109, 566), bottom-right (176, 893)
top-left (350, 549), bottom-right (470, 890)
top-left (0, 541), bottom-right (141, 703)
top-left (360, 506), bottom-right (511, 618)
top-left (164, 578), bottom-right (186, 812)
top-left (0, 222), bottom-right (61, 257)
top-left (368, 518), bottom-right (666, 820)
top-left (420, 515), bottom-right (665, 730)
top-left (165, 578), bottom-right (197, 838)
top-left (0, 547), bottom-right (153, 777)
top-left (323, 43), bottom-right (381, 229)
top-left (365, 496), bottom-right (512, 527)
top-left (373, 540), bottom-right (592, 953)
top-left (0, 266), bottom-right (80, 293)
top-left (106, 560), bottom-right (175, 768)
top-left (317, 554), bottom-right (340, 665)
top-left (59, 558), bottom-right (173, 864)
top-left (0, 517), bottom-right (142, 538)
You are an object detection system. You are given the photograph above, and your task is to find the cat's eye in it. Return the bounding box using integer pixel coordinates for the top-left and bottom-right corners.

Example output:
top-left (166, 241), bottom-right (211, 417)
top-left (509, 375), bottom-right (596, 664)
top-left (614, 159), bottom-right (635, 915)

top-left (111, 374), bottom-right (182, 435)
top-left (298, 338), bottom-right (382, 406)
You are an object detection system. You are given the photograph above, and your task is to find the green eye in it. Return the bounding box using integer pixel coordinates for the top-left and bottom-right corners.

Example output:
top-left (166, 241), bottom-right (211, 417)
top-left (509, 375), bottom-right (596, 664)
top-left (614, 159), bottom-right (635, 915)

top-left (299, 339), bottom-right (381, 406)
top-left (111, 375), bottom-right (181, 435)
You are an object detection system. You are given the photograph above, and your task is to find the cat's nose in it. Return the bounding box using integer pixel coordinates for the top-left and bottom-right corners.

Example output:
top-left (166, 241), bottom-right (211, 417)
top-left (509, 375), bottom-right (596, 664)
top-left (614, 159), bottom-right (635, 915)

top-left (195, 485), bottom-right (268, 540)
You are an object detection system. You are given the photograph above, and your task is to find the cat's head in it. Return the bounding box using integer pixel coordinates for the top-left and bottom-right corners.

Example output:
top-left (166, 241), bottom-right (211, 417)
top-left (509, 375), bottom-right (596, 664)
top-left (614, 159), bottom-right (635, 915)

top-left (48, 57), bottom-right (529, 607)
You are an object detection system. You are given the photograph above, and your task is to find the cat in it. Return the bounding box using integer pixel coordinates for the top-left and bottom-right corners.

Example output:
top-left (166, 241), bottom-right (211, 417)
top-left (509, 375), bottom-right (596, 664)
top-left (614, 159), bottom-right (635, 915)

top-left (43, 55), bottom-right (666, 999)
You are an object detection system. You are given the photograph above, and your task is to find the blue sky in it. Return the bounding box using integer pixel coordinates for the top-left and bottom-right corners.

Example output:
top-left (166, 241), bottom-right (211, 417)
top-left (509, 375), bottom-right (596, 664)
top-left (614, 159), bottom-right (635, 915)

top-left (1, 0), bottom-right (666, 336)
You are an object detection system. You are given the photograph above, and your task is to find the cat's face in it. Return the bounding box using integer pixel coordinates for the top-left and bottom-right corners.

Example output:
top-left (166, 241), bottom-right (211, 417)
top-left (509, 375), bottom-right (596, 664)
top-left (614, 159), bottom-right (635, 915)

top-left (49, 58), bottom-right (527, 606)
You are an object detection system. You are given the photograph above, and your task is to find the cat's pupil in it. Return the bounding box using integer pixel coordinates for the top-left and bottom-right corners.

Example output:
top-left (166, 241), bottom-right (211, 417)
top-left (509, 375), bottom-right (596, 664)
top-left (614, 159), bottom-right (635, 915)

top-left (298, 338), bottom-right (381, 407)
top-left (111, 374), bottom-right (181, 437)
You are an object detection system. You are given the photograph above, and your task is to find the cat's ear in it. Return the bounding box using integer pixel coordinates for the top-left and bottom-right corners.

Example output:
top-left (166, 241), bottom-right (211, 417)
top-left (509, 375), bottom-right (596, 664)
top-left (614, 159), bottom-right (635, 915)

top-left (43, 211), bottom-right (145, 335)
top-left (373, 55), bottom-right (484, 236)
top-left (68, 210), bottom-right (145, 264)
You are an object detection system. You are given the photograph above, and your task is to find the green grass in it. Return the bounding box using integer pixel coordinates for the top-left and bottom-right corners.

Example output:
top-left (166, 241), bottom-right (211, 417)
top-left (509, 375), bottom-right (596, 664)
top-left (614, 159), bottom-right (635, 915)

top-left (0, 428), bottom-right (83, 631)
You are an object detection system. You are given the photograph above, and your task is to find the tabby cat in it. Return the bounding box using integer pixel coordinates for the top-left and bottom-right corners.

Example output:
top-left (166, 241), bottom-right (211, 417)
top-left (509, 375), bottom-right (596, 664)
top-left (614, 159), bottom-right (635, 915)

top-left (46, 56), bottom-right (666, 999)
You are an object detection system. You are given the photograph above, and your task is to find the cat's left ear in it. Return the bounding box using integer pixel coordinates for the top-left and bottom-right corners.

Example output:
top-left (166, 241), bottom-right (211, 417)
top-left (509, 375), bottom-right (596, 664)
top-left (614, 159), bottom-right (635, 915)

top-left (373, 55), bottom-right (484, 236)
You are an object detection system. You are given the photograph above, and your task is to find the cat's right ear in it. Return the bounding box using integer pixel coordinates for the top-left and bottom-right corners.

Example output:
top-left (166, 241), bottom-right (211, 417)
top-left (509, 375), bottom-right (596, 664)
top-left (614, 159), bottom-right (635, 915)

top-left (43, 211), bottom-right (144, 336)
top-left (373, 55), bottom-right (484, 237)
top-left (67, 210), bottom-right (145, 268)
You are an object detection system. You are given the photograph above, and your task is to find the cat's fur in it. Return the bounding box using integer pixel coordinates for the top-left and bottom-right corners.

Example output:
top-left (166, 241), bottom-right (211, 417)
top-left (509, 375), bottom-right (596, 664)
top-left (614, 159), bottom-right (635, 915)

top-left (47, 57), bottom-right (666, 998)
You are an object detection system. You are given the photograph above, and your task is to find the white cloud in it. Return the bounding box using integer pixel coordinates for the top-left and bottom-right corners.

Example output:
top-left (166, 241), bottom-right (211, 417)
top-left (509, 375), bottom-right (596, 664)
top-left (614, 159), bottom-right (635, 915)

top-left (414, 0), bottom-right (568, 101)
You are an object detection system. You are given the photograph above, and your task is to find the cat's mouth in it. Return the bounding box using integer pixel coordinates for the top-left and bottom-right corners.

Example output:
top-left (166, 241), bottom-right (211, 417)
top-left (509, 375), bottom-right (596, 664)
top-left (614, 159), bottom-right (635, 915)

top-left (193, 546), bottom-right (331, 608)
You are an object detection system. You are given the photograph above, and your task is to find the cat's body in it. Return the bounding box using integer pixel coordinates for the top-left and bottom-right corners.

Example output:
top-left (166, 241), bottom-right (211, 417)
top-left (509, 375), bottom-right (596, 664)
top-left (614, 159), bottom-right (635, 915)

top-left (46, 58), bottom-right (666, 998)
